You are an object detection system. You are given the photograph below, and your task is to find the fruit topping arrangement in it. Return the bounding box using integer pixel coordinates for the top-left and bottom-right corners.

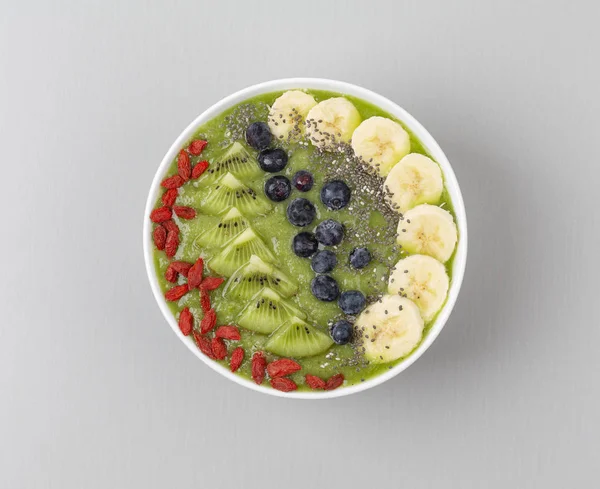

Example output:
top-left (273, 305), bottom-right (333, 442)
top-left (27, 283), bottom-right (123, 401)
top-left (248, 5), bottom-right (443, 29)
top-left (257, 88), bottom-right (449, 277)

top-left (150, 89), bottom-right (458, 391)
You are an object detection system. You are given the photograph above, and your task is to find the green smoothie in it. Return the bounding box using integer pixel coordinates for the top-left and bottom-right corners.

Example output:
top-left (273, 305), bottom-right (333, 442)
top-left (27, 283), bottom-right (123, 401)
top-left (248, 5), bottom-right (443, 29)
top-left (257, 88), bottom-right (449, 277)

top-left (151, 89), bottom-right (457, 391)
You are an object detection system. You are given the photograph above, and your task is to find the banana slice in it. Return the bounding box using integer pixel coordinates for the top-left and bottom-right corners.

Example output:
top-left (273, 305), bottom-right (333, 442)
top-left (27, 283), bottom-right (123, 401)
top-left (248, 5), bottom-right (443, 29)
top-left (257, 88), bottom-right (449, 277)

top-left (351, 116), bottom-right (410, 176)
top-left (268, 90), bottom-right (317, 141)
top-left (355, 295), bottom-right (423, 363)
top-left (397, 204), bottom-right (457, 263)
top-left (384, 153), bottom-right (443, 213)
top-left (305, 97), bottom-right (361, 149)
top-left (388, 254), bottom-right (449, 322)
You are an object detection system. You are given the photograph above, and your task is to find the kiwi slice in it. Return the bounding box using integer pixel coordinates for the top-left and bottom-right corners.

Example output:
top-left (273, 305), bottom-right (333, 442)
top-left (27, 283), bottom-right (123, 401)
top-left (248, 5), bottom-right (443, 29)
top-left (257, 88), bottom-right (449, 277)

top-left (265, 317), bottom-right (333, 358)
top-left (193, 207), bottom-right (249, 249)
top-left (200, 173), bottom-right (272, 217)
top-left (202, 142), bottom-right (261, 182)
top-left (237, 287), bottom-right (306, 334)
top-left (224, 255), bottom-right (297, 300)
top-left (209, 228), bottom-right (276, 277)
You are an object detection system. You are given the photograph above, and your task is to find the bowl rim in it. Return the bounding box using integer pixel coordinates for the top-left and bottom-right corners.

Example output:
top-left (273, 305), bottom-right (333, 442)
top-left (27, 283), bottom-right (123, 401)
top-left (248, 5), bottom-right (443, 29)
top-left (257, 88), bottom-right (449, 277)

top-left (143, 78), bottom-right (468, 399)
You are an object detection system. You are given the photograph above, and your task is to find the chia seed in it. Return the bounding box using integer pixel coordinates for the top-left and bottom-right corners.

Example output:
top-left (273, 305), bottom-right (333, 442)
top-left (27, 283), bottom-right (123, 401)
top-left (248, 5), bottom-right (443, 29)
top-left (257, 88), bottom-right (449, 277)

top-left (221, 102), bottom-right (270, 147)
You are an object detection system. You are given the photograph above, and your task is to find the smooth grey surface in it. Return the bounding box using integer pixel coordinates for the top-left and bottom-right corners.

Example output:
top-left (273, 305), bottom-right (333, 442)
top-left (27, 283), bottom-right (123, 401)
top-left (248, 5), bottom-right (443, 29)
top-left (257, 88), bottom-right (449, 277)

top-left (1, 1), bottom-right (599, 488)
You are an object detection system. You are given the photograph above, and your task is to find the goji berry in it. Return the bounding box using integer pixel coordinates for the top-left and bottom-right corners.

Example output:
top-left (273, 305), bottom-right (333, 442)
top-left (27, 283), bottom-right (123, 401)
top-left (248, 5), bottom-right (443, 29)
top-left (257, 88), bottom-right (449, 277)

top-left (266, 358), bottom-right (301, 378)
top-left (177, 150), bottom-right (191, 181)
top-left (161, 175), bottom-right (185, 189)
top-left (187, 257), bottom-right (204, 289)
top-left (191, 160), bottom-right (209, 179)
top-left (162, 220), bottom-right (179, 235)
top-left (251, 351), bottom-right (267, 385)
top-left (165, 284), bottom-right (189, 301)
top-left (152, 225), bottom-right (167, 250)
top-left (200, 308), bottom-right (217, 334)
top-left (165, 265), bottom-right (178, 283)
top-left (170, 261), bottom-right (192, 277)
top-left (200, 291), bottom-right (211, 312)
top-left (305, 374), bottom-right (326, 390)
top-left (324, 373), bottom-right (344, 391)
top-left (215, 325), bottom-right (241, 341)
top-left (270, 377), bottom-right (297, 392)
top-left (230, 347), bottom-right (244, 372)
top-left (199, 277), bottom-right (224, 291)
top-left (165, 230), bottom-right (179, 258)
top-left (162, 188), bottom-right (178, 207)
top-left (173, 206), bottom-right (196, 220)
top-left (211, 337), bottom-right (227, 360)
top-left (193, 331), bottom-right (215, 359)
top-left (188, 139), bottom-right (207, 155)
top-left (150, 206), bottom-right (172, 223)
top-left (178, 307), bottom-right (193, 336)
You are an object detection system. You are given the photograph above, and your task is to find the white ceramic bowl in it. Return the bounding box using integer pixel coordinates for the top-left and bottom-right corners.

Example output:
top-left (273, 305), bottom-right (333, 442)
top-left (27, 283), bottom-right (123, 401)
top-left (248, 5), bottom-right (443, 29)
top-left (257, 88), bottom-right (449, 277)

top-left (143, 78), bottom-right (468, 399)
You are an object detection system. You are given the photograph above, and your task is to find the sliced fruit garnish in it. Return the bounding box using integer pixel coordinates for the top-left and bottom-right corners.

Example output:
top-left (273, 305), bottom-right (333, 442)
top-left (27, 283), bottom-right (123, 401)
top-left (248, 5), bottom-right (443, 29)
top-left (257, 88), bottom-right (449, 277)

top-left (268, 90), bottom-right (317, 141)
top-left (396, 204), bottom-right (457, 263)
top-left (193, 207), bottom-right (249, 250)
top-left (351, 116), bottom-right (410, 176)
top-left (265, 317), bottom-right (333, 358)
top-left (355, 295), bottom-right (423, 363)
top-left (305, 97), bottom-right (361, 149)
top-left (384, 153), bottom-right (443, 213)
top-left (224, 255), bottom-right (297, 300)
top-left (200, 172), bottom-right (272, 217)
top-left (209, 228), bottom-right (276, 277)
top-left (201, 142), bottom-right (261, 182)
top-left (237, 287), bottom-right (306, 334)
top-left (388, 254), bottom-right (449, 322)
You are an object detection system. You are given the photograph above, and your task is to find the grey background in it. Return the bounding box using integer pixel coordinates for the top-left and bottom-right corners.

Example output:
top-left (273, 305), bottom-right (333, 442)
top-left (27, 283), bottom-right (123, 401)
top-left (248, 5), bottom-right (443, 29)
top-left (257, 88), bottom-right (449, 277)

top-left (1, 1), bottom-right (599, 487)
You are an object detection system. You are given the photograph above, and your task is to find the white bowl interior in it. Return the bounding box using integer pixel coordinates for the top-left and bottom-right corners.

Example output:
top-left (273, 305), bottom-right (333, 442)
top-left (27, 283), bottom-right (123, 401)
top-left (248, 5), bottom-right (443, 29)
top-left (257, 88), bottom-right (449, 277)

top-left (143, 78), bottom-right (468, 399)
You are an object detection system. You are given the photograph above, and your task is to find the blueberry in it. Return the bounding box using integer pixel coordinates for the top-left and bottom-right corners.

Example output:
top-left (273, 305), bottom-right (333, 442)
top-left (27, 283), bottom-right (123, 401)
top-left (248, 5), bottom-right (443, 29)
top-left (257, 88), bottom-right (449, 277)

top-left (338, 290), bottom-right (366, 315)
top-left (258, 148), bottom-right (288, 172)
top-left (320, 180), bottom-right (351, 210)
top-left (349, 247), bottom-right (371, 269)
top-left (330, 320), bottom-right (353, 345)
top-left (311, 250), bottom-right (337, 273)
top-left (286, 198), bottom-right (316, 227)
top-left (292, 232), bottom-right (318, 258)
top-left (311, 275), bottom-right (340, 302)
top-left (292, 170), bottom-right (314, 192)
top-left (264, 175), bottom-right (291, 202)
top-left (315, 219), bottom-right (344, 246)
top-left (246, 122), bottom-right (272, 151)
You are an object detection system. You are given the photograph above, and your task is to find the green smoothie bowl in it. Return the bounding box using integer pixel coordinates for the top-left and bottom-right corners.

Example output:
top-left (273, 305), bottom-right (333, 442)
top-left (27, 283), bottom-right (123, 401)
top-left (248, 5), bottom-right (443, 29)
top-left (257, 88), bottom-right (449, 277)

top-left (143, 78), bottom-right (467, 398)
